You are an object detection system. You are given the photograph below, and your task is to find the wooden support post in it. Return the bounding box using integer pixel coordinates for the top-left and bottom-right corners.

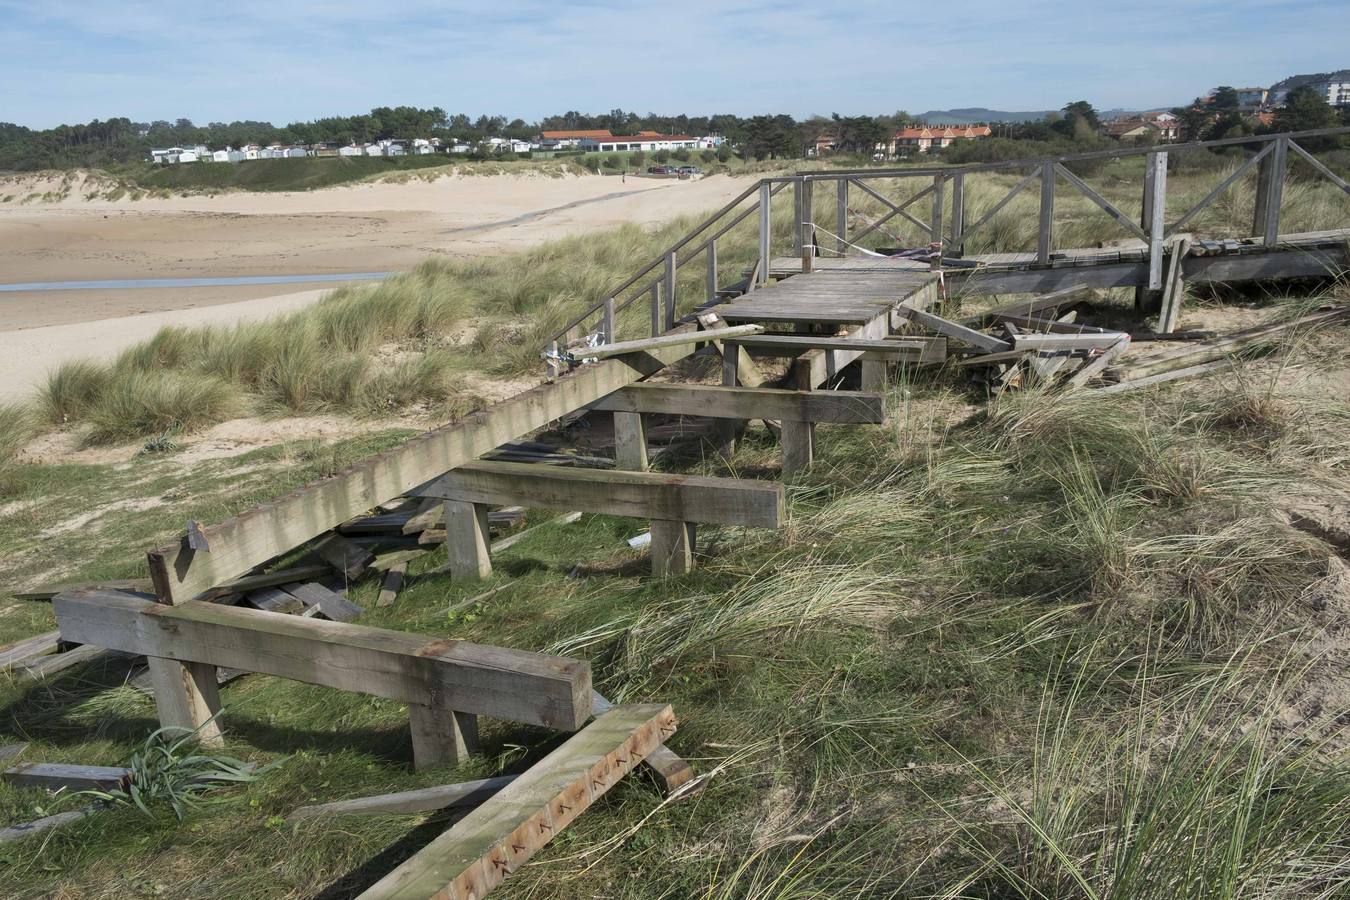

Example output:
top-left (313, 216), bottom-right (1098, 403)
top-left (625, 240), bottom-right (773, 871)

top-left (836, 178), bottom-right (849, 254)
top-left (1158, 237), bottom-right (1191, 334)
top-left (949, 172), bottom-right (965, 257)
top-left (706, 241), bottom-right (718, 302)
top-left (792, 178), bottom-right (804, 255)
top-left (408, 702), bottom-right (479, 772)
top-left (758, 181), bottom-right (772, 286)
top-left (144, 657), bottom-right (223, 746)
top-left (860, 357), bottom-right (887, 391)
top-left (801, 178), bottom-right (814, 254)
top-left (1257, 137), bottom-right (1287, 247)
top-left (780, 419), bottom-right (815, 477)
top-left (1143, 150), bottom-right (1169, 300)
top-left (664, 252), bottom-right (677, 330)
top-left (649, 283), bottom-right (661, 336)
top-left (546, 340), bottom-right (560, 380)
top-left (443, 500), bottom-right (492, 581)
top-left (930, 173), bottom-right (945, 269)
top-left (601, 297), bottom-right (615, 344)
top-left (1037, 162), bottom-right (1055, 265)
top-left (717, 338), bottom-right (740, 453)
top-left (612, 411), bottom-right (648, 472)
top-left (649, 520), bottom-right (696, 576)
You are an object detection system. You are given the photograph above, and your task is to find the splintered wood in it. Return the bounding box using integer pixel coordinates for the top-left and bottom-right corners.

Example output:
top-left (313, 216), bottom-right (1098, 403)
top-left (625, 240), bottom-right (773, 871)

top-left (358, 704), bottom-right (676, 900)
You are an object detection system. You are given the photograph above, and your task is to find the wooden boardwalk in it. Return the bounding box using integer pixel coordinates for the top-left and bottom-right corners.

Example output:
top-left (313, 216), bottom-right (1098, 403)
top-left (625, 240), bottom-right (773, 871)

top-left (720, 269), bottom-right (936, 324)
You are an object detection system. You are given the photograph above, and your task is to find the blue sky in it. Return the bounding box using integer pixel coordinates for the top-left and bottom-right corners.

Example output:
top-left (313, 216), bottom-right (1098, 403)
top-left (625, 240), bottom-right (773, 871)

top-left (1, 0), bottom-right (1345, 128)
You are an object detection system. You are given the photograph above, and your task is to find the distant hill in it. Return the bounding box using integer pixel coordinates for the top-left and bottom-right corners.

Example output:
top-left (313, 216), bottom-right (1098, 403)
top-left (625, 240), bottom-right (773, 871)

top-left (917, 108), bottom-right (1051, 125)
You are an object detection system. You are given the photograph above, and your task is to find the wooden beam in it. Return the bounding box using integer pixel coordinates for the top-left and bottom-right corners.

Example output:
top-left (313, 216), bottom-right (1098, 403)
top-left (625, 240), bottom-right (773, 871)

top-left (284, 582), bottom-right (365, 622)
top-left (415, 461), bottom-right (784, 529)
top-left (1065, 339), bottom-right (1130, 390)
top-left (287, 775), bottom-right (517, 822)
top-left (0, 631), bottom-right (61, 669)
top-left (1157, 237), bottom-right (1191, 334)
top-left (1010, 332), bottom-right (1127, 352)
top-left (52, 589), bottom-right (592, 733)
top-left (728, 334), bottom-right (941, 357)
top-left (409, 703), bottom-right (479, 771)
top-left (780, 419), bottom-right (815, 476)
top-left (592, 384), bottom-right (886, 425)
top-left (574, 325), bottom-right (763, 361)
top-left (356, 704), bottom-right (675, 900)
top-left (612, 411), bottom-right (648, 471)
top-left (4, 763), bottom-right (131, 792)
top-left (377, 563), bottom-right (408, 607)
top-left (443, 500), bottom-right (493, 581)
top-left (895, 306), bottom-right (1012, 353)
top-left (148, 325), bottom-right (709, 604)
top-left (590, 691), bottom-right (695, 796)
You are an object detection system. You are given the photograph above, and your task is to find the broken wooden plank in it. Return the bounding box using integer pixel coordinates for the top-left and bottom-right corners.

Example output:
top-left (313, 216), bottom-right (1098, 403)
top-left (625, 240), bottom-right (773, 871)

top-left (282, 583), bottom-right (365, 623)
top-left (245, 587), bottom-right (305, 615)
top-left (287, 775), bottom-right (517, 823)
top-left (13, 644), bottom-right (129, 681)
top-left (1065, 339), bottom-right (1131, 389)
top-left (961, 284), bottom-right (1090, 325)
top-left (377, 563), bottom-right (408, 608)
top-left (12, 579), bottom-right (151, 602)
top-left (314, 534), bottom-right (377, 581)
top-left (1010, 332), bottom-right (1127, 352)
top-left (574, 325), bottom-right (764, 361)
top-left (1096, 359), bottom-right (1235, 394)
top-left (591, 691), bottom-right (694, 796)
top-left (416, 461), bottom-right (785, 530)
top-left (727, 333), bottom-right (941, 360)
top-left (195, 564), bottom-right (334, 603)
top-left (52, 589), bottom-right (592, 733)
top-left (0, 805), bottom-right (101, 844)
top-left (0, 631), bottom-right (61, 669)
top-left (356, 703), bottom-right (675, 900)
top-left (591, 383), bottom-right (886, 425)
top-left (894, 306), bottom-right (1012, 353)
top-left (491, 511), bottom-right (583, 554)
top-left (4, 762), bottom-right (131, 792)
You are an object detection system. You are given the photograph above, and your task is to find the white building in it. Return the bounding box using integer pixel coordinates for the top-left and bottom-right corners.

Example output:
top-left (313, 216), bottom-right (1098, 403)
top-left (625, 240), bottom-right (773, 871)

top-left (339, 145), bottom-right (364, 157)
top-left (577, 132), bottom-right (702, 153)
top-left (363, 144), bottom-right (383, 157)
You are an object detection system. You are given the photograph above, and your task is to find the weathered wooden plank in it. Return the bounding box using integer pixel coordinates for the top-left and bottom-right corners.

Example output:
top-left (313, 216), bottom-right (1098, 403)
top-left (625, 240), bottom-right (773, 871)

top-left (284, 582), bottom-right (365, 623)
top-left (650, 520), bottom-right (696, 576)
top-left (1096, 360), bottom-right (1234, 394)
top-left (52, 590), bottom-right (591, 732)
top-left (415, 461), bottom-right (784, 530)
top-left (195, 564), bottom-right (334, 602)
top-left (377, 563), bottom-right (408, 607)
top-left (0, 631), bottom-right (61, 669)
top-left (149, 326), bottom-right (707, 604)
top-left (4, 762), bottom-right (131, 792)
top-left (12, 579), bottom-right (151, 602)
top-left (1011, 332), bottom-right (1127, 352)
top-left (442, 501), bottom-right (492, 581)
top-left (573, 325), bottom-right (763, 361)
top-left (246, 586), bottom-right (305, 614)
top-left (356, 704), bottom-right (675, 900)
top-left (0, 806), bottom-right (100, 844)
top-left (612, 410), bottom-right (648, 471)
top-left (896, 306), bottom-right (1011, 353)
top-left (592, 384), bottom-right (886, 424)
top-left (287, 775), bottom-right (518, 822)
top-left (1065, 339), bottom-right (1130, 389)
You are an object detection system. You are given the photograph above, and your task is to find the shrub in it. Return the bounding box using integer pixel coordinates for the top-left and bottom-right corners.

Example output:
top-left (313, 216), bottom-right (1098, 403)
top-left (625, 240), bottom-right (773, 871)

top-left (716, 146), bottom-right (732, 162)
top-left (653, 149), bottom-right (671, 163)
top-left (602, 155), bottom-right (621, 170)
top-left (700, 149), bottom-right (716, 163)
top-left (41, 359), bottom-right (110, 425)
top-left (84, 371), bottom-right (237, 445)
top-left (628, 151), bottom-right (646, 168)
top-left (672, 148), bottom-right (691, 162)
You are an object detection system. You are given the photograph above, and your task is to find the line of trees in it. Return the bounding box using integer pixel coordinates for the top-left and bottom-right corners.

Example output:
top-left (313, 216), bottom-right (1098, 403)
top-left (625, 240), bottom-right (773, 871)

top-left (4, 96), bottom-right (1346, 173)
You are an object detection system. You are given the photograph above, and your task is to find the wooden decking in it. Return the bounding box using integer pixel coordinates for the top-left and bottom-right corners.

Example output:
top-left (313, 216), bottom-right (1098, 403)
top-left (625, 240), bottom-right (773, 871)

top-left (719, 269), bottom-right (937, 324)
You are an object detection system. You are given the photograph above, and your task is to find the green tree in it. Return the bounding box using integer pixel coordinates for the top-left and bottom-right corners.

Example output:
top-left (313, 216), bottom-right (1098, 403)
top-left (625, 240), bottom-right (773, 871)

top-left (1208, 86), bottom-right (1240, 111)
top-left (1054, 101), bottom-right (1101, 140)
top-left (1274, 85), bottom-right (1339, 133)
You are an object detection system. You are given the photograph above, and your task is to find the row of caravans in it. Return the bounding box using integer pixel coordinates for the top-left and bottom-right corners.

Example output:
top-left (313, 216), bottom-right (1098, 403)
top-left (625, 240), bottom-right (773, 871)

top-left (148, 138), bottom-right (440, 164)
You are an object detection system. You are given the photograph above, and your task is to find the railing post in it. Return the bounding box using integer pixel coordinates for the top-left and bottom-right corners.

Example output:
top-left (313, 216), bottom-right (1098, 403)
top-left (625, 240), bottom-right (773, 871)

top-left (792, 178), bottom-right (804, 255)
top-left (1037, 161), bottom-right (1055, 264)
top-left (546, 340), bottom-right (560, 379)
top-left (1253, 136), bottom-right (1287, 247)
top-left (949, 172), bottom-right (965, 258)
top-left (601, 297), bottom-right (615, 344)
top-left (649, 283), bottom-right (661, 336)
top-left (930, 173), bottom-right (945, 271)
top-left (1144, 150), bottom-right (1168, 293)
top-left (836, 177), bottom-right (849, 254)
top-left (706, 240), bottom-right (719, 302)
top-left (757, 181), bottom-right (771, 286)
top-left (664, 251), bottom-right (677, 330)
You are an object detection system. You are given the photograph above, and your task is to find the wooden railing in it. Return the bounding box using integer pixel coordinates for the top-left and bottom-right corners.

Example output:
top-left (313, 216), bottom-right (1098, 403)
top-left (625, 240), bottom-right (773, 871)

top-left (543, 126), bottom-right (1350, 355)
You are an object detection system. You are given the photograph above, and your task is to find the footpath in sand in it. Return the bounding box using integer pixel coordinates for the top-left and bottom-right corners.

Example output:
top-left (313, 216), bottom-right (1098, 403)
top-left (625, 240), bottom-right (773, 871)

top-left (0, 170), bottom-right (755, 400)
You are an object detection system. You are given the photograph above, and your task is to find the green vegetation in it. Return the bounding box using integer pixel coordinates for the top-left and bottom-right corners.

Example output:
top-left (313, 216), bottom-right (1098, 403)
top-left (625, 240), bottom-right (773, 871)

top-left (0, 297), bottom-right (1347, 894)
top-left (113, 154), bottom-right (457, 193)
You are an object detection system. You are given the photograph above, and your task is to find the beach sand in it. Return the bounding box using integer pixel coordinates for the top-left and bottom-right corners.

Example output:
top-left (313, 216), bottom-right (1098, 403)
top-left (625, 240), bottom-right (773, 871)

top-left (0, 170), bottom-right (754, 399)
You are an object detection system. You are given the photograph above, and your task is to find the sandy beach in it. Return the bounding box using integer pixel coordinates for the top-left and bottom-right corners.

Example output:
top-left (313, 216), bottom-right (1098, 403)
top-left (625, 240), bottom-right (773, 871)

top-left (0, 170), bottom-right (753, 399)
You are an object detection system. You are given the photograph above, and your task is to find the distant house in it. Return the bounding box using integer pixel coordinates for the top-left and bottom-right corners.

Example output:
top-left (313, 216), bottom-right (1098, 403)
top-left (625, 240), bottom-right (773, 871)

top-left (1102, 112), bottom-right (1178, 143)
top-left (310, 143), bottom-right (340, 158)
top-left (539, 129), bottom-right (614, 150)
top-left (1234, 87), bottom-right (1268, 111)
top-left (209, 149), bottom-right (232, 163)
top-left (888, 125), bottom-right (992, 155)
top-left (383, 142), bottom-right (405, 157)
top-left (338, 145), bottom-right (364, 157)
top-left (448, 142), bottom-right (472, 154)
top-left (410, 138), bottom-right (435, 155)
top-left (241, 145), bottom-right (261, 160)
top-left (149, 147), bottom-right (182, 164)
top-left (1269, 70), bottom-right (1350, 107)
top-left (284, 147), bottom-right (308, 158)
top-left (363, 144), bottom-right (383, 157)
top-left (806, 134), bottom-right (837, 158)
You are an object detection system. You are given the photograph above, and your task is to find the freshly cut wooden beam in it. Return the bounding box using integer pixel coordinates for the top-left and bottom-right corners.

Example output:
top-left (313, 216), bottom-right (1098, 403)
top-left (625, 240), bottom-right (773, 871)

top-left (148, 325), bottom-right (706, 604)
top-left (895, 306), bottom-right (1012, 353)
top-left (415, 461), bottom-right (784, 529)
top-left (4, 762), bottom-right (131, 791)
top-left (591, 691), bottom-right (694, 796)
top-left (287, 775), bottom-right (517, 822)
top-left (357, 703), bottom-right (675, 900)
top-left (575, 325), bottom-right (764, 361)
top-left (591, 384), bottom-right (886, 424)
top-left (52, 589), bottom-right (592, 732)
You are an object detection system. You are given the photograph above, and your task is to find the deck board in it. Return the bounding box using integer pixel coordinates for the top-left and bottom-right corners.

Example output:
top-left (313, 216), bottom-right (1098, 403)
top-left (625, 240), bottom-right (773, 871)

top-left (720, 270), bottom-right (936, 324)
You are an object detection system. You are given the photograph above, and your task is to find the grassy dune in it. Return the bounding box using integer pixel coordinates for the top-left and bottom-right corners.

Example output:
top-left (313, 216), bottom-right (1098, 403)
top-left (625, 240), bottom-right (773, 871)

top-left (0, 309), bottom-right (1348, 895)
